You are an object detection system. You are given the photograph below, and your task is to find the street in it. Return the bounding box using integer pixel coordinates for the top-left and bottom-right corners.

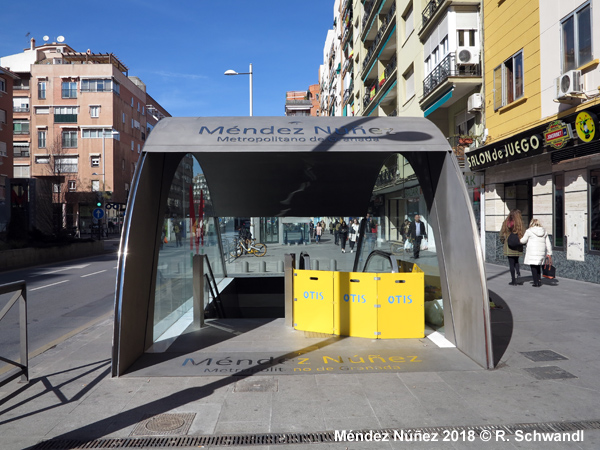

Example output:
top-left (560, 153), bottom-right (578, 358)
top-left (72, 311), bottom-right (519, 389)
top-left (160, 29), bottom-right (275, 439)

top-left (0, 252), bottom-right (118, 375)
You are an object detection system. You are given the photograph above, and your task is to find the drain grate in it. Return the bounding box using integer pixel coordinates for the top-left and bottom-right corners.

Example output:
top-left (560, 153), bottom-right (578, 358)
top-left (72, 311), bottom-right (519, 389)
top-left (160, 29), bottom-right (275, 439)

top-left (523, 365), bottom-right (577, 380)
top-left (30, 419), bottom-right (600, 449)
top-left (521, 350), bottom-right (568, 362)
top-left (130, 413), bottom-right (196, 437)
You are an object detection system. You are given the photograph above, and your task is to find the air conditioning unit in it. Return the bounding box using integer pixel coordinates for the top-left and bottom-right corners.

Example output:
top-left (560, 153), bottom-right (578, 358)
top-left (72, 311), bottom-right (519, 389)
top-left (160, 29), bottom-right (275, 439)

top-left (457, 47), bottom-right (480, 65)
top-left (56, 47), bottom-right (63, 53)
top-left (556, 70), bottom-right (582, 99)
top-left (468, 93), bottom-right (482, 112)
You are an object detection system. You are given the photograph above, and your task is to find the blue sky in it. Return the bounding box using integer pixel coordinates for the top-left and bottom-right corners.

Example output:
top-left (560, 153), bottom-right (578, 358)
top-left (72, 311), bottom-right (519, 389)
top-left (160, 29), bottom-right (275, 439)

top-left (0, 0), bottom-right (334, 117)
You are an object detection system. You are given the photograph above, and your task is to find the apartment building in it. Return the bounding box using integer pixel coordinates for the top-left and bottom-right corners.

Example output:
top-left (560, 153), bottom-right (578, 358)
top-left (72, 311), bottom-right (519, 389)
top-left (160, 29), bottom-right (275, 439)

top-left (0, 66), bottom-right (19, 233)
top-left (0, 38), bottom-right (170, 235)
top-left (284, 85), bottom-right (320, 116)
top-left (467, 0), bottom-right (600, 283)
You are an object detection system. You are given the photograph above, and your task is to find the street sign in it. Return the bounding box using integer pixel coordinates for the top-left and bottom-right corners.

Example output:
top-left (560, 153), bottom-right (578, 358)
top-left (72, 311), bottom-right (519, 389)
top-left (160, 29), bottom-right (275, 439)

top-left (93, 208), bottom-right (105, 220)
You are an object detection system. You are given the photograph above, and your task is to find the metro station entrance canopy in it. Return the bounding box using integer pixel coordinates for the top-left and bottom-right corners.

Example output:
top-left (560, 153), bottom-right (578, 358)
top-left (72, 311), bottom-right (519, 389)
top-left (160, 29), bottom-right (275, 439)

top-left (112, 117), bottom-right (493, 376)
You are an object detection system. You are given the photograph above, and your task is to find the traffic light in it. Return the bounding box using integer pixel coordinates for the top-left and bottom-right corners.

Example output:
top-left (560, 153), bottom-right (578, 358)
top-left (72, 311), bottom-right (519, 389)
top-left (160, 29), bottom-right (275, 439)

top-left (95, 192), bottom-right (103, 208)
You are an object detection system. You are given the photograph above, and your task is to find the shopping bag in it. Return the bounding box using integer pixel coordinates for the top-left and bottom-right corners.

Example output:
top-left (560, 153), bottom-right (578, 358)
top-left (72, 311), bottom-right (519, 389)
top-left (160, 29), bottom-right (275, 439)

top-left (404, 239), bottom-right (413, 250)
top-left (542, 261), bottom-right (556, 279)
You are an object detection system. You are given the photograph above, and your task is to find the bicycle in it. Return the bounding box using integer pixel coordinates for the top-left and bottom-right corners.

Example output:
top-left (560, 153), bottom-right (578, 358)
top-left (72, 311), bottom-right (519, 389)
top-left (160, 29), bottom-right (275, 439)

top-left (229, 237), bottom-right (267, 258)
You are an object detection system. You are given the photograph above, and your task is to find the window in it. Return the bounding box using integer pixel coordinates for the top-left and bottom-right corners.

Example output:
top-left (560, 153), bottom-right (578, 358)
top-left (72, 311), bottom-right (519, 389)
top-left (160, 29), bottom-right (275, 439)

top-left (131, 140), bottom-right (134, 151)
top-left (0, 78), bottom-right (6, 92)
top-left (62, 130), bottom-right (78, 148)
top-left (92, 180), bottom-right (100, 192)
top-left (13, 98), bottom-right (30, 113)
top-left (38, 130), bottom-right (47, 148)
top-left (91, 156), bottom-right (100, 167)
top-left (68, 180), bottom-right (76, 192)
top-left (591, 168), bottom-right (600, 252)
top-left (493, 50), bottom-right (524, 109)
top-left (55, 156), bottom-right (78, 173)
top-left (554, 173), bottom-right (564, 248)
top-left (122, 112), bottom-right (126, 123)
top-left (13, 120), bottom-right (30, 135)
top-left (35, 155), bottom-right (50, 164)
top-left (0, 108), bottom-right (6, 124)
top-left (14, 166), bottom-right (31, 178)
top-left (404, 65), bottom-right (415, 101)
top-left (13, 142), bottom-right (30, 157)
top-left (54, 106), bottom-right (78, 123)
top-left (38, 81), bottom-right (46, 99)
top-left (53, 183), bottom-right (61, 194)
top-left (131, 97), bottom-right (134, 107)
top-left (82, 128), bottom-right (115, 138)
top-left (0, 142), bottom-right (6, 157)
top-left (35, 106), bottom-right (49, 114)
top-left (441, 35), bottom-right (449, 57)
top-left (61, 81), bottom-right (77, 98)
top-left (137, 143), bottom-right (141, 153)
top-left (403, 5), bottom-right (414, 42)
top-left (90, 106), bottom-right (100, 118)
top-left (561, 2), bottom-right (592, 73)
top-left (81, 78), bottom-right (117, 92)
top-left (458, 30), bottom-right (476, 47)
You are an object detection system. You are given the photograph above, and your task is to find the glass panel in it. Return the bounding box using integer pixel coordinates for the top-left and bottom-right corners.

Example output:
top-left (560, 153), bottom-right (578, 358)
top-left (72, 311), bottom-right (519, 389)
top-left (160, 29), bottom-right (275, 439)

top-left (493, 66), bottom-right (503, 109)
top-left (577, 5), bottom-right (592, 67)
top-left (505, 57), bottom-right (514, 104)
top-left (152, 154), bottom-right (224, 343)
top-left (554, 174), bottom-right (564, 247)
top-left (562, 15), bottom-right (575, 72)
top-left (591, 169), bottom-right (600, 252)
top-left (514, 52), bottom-right (524, 99)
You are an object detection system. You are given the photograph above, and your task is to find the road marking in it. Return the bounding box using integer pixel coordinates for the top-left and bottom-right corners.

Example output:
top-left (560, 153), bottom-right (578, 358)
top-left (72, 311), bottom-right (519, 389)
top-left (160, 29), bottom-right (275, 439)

top-left (427, 331), bottom-right (456, 348)
top-left (30, 263), bottom-right (92, 277)
top-left (80, 270), bottom-right (107, 278)
top-left (29, 280), bottom-right (69, 291)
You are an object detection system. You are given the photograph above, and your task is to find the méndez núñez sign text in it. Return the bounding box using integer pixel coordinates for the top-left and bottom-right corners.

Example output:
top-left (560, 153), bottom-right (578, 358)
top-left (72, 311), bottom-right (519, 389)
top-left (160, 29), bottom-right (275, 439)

top-left (467, 133), bottom-right (542, 170)
top-left (199, 125), bottom-right (393, 143)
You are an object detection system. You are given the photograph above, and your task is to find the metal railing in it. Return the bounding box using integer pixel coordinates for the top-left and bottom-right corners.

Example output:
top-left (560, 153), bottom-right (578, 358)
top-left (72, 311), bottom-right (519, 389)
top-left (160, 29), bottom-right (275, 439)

top-left (421, 0), bottom-right (443, 31)
top-left (422, 52), bottom-right (481, 98)
top-left (0, 281), bottom-right (28, 385)
top-left (362, 3), bottom-right (396, 74)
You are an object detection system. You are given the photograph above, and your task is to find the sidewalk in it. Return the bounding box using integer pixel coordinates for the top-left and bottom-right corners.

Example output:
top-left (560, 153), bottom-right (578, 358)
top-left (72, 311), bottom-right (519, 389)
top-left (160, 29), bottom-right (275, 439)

top-left (1, 263), bottom-right (599, 449)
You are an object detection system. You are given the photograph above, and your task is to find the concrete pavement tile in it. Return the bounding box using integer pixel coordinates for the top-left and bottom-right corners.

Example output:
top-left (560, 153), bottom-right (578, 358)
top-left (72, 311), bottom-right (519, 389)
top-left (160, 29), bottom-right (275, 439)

top-left (315, 373), bottom-right (361, 385)
top-left (0, 436), bottom-right (43, 450)
top-left (270, 399), bottom-right (326, 433)
top-left (218, 391), bottom-right (272, 422)
top-left (180, 403), bottom-right (221, 434)
top-left (397, 372), bottom-right (445, 384)
top-left (323, 415), bottom-right (383, 433)
top-left (317, 384), bottom-right (376, 419)
top-left (213, 420), bottom-right (270, 434)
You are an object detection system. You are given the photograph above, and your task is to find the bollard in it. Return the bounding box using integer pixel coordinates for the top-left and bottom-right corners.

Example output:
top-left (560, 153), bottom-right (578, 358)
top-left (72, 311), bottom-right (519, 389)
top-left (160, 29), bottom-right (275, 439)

top-left (277, 260), bottom-right (284, 272)
top-left (259, 261), bottom-right (266, 272)
top-left (330, 259), bottom-right (337, 271)
top-left (241, 261), bottom-right (249, 273)
top-left (311, 259), bottom-right (319, 270)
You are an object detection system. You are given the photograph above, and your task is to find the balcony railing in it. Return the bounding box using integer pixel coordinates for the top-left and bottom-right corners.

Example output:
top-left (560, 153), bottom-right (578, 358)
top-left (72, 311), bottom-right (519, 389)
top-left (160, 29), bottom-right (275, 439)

top-left (13, 106), bottom-right (30, 113)
top-left (361, 0), bottom-right (377, 34)
top-left (362, 2), bottom-right (396, 74)
top-left (286, 100), bottom-right (312, 106)
top-left (14, 147), bottom-right (30, 157)
top-left (363, 55), bottom-right (397, 110)
top-left (54, 114), bottom-right (78, 123)
top-left (422, 52), bottom-right (481, 98)
top-left (421, 0), bottom-right (443, 32)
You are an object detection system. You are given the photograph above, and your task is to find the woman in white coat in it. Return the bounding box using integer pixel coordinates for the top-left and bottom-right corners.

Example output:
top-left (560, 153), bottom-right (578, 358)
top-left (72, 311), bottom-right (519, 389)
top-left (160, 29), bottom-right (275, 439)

top-left (520, 218), bottom-right (552, 287)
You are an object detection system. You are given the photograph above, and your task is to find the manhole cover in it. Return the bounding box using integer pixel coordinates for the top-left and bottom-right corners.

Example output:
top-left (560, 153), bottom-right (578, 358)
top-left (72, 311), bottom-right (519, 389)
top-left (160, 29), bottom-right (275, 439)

top-left (523, 366), bottom-right (577, 380)
top-left (130, 413), bottom-right (196, 436)
top-left (521, 350), bottom-right (568, 362)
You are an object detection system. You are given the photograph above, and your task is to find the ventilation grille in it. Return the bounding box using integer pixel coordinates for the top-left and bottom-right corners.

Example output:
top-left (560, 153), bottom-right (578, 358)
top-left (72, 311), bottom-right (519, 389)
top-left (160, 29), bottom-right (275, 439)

top-left (31, 420), bottom-right (600, 449)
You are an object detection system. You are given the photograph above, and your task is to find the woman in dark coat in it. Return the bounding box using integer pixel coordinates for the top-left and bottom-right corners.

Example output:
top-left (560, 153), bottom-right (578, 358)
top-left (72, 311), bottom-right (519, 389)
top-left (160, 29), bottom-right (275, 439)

top-left (499, 209), bottom-right (525, 286)
top-left (339, 221), bottom-right (349, 253)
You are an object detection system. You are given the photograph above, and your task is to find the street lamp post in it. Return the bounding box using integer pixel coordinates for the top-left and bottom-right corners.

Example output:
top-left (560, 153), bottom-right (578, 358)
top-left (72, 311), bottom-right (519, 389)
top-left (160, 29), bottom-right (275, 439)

top-left (224, 63), bottom-right (253, 116)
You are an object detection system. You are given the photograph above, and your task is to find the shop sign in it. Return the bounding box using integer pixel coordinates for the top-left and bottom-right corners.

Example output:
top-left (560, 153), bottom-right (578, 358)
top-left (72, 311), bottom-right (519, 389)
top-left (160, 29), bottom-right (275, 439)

top-left (575, 111), bottom-right (597, 143)
top-left (467, 134), bottom-right (542, 171)
top-left (543, 120), bottom-right (572, 149)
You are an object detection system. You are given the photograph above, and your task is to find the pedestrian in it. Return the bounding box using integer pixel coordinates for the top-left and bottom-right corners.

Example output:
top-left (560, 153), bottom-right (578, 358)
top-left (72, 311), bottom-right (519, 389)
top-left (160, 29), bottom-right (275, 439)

top-left (349, 219), bottom-right (360, 253)
top-left (520, 218), bottom-right (553, 287)
top-left (408, 214), bottom-right (427, 259)
top-left (499, 209), bottom-right (525, 285)
top-left (174, 221), bottom-right (182, 247)
top-left (339, 220), bottom-right (349, 253)
top-left (310, 221), bottom-right (315, 239)
top-left (402, 219), bottom-right (411, 241)
top-left (315, 221), bottom-right (322, 244)
top-left (334, 219), bottom-right (341, 245)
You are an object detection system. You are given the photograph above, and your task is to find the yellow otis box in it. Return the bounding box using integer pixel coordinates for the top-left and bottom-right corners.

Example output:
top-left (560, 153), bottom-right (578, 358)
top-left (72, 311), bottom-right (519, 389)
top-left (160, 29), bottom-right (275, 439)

top-left (293, 265), bottom-right (424, 339)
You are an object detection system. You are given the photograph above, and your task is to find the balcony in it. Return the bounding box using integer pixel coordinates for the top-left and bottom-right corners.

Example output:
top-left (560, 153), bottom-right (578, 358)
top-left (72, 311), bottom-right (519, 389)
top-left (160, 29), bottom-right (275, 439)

top-left (13, 106), bottom-right (30, 113)
top-left (361, 0), bottom-right (379, 40)
top-left (361, 3), bottom-right (396, 78)
top-left (421, 0), bottom-right (443, 32)
top-left (422, 52), bottom-right (481, 100)
top-left (55, 114), bottom-right (78, 123)
top-left (448, 135), bottom-right (472, 168)
top-left (363, 55), bottom-right (397, 112)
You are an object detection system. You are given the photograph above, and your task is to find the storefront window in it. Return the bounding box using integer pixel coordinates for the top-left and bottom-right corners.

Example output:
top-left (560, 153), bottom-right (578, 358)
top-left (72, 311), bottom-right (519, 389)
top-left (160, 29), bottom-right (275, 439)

top-left (590, 169), bottom-right (600, 252)
top-left (554, 173), bottom-right (565, 248)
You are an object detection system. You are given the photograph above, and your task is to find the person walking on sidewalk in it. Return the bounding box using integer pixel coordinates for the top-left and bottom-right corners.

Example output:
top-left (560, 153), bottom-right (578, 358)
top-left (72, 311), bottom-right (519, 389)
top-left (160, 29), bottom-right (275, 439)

top-left (349, 218), bottom-right (359, 253)
top-left (499, 209), bottom-right (525, 285)
top-left (315, 222), bottom-right (322, 244)
top-left (339, 220), bottom-right (349, 253)
top-left (520, 218), bottom-right (553, 287)
top-left (408, 214), bottom-right (427, 259)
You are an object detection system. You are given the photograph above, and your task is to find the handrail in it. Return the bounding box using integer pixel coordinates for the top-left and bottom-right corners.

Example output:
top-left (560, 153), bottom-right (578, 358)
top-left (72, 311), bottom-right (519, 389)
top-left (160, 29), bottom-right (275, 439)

top-left (0, 281), bottom-right (29, 385)
top-left (203, 255), bottom-right (225, 318)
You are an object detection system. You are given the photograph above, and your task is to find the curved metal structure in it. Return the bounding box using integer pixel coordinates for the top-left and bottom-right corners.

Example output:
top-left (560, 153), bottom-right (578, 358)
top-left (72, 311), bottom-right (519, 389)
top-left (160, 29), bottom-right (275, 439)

top-left (112, 116), bottom-right (493, 376)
